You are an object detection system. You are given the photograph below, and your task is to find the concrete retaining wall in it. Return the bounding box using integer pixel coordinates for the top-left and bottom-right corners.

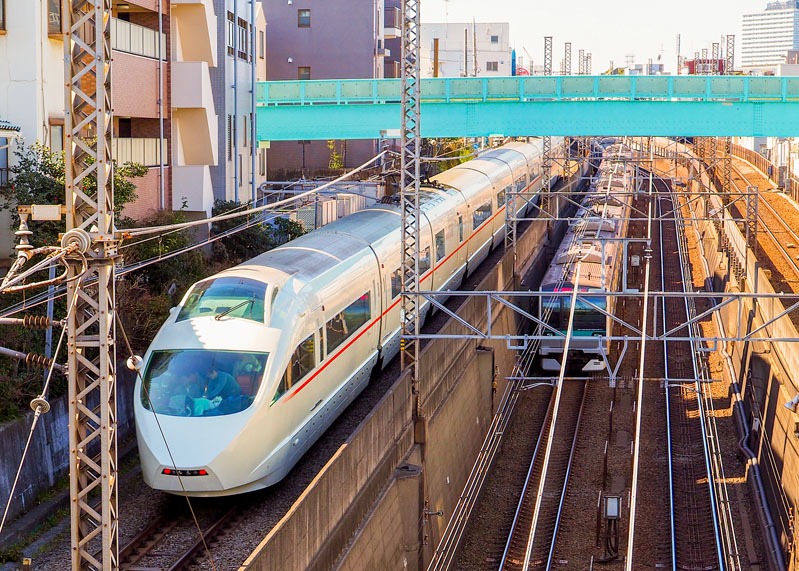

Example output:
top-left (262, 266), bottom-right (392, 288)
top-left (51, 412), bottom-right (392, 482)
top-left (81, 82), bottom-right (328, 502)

top-left (0, 365), bottom-right (137, 523)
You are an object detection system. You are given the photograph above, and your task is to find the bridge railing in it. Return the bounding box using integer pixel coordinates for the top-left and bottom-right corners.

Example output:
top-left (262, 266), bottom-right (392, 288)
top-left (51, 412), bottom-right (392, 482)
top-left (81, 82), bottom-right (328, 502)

top-left (257, 75), bottom-right (799, 106)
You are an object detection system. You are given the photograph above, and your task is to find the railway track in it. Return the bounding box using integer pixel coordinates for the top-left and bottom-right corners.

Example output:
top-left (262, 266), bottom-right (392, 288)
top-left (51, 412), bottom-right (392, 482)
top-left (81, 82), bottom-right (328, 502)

top-left (730, 164), bottom-right (799, 290)
top-left (658, 189), bottom-right (723, 570)
top-left (118, 499), bottom-right (241, 570)
top-left (500, 379), bottom-right (587, 571)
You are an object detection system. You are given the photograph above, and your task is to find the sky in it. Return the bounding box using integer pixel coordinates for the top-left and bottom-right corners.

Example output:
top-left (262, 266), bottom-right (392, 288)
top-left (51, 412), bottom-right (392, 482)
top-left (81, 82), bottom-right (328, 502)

top-left (420, 0), bottom-right (767, 74)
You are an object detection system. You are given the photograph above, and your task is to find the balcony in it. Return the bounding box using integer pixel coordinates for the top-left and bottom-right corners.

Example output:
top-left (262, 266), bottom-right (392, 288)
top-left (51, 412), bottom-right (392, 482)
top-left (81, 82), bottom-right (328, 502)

top-left (171, 0), bottom-right (217, 66)
top-left (384, 6), bottom-right (400, 39)
top-left (384, 60), bottom-right (401, 78)
top-left (172, 61), bottom-right (217, 166)
top-left (112, 138), bottom-right (167, 167)
top-left (112, 18), bottom-right (166, 60)
top-left (173, 165), bottom-right (214, 213)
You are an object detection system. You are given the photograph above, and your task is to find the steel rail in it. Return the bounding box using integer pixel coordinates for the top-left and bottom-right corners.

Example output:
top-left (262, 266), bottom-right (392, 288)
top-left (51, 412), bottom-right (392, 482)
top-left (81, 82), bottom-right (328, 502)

top-left (670, 188), bottom-right (729, 570)
top-left (661, 188), bottom-right (677, 571)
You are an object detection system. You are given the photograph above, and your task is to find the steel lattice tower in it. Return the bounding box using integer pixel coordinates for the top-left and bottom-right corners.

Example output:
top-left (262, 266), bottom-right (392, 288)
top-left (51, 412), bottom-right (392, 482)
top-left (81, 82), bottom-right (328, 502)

top-left (564, 42), bottom-right (572, 75)
top-left (400, 0), bottom-right (421, 415)
top-left (541, 36), bottom-right (553, 218)
top-left (63, 0), bottom-right (119, 569)
top-left (712, 42), bottom-right (719, 74)
top-left (725, 35), bottom-right (735, 75)
top-left (578, 49), bottom-right (585, 75)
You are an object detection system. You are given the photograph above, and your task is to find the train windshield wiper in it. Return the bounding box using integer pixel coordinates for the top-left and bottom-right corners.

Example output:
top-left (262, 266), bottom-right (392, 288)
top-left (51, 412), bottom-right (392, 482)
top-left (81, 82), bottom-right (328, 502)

top-left (214, 299), bottom-right (254, 320)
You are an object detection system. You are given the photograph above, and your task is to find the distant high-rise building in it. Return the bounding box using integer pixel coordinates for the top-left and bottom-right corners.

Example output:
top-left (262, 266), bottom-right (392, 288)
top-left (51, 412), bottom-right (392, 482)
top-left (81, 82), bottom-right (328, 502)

top-left (741, 1), bottom-right (799, 73)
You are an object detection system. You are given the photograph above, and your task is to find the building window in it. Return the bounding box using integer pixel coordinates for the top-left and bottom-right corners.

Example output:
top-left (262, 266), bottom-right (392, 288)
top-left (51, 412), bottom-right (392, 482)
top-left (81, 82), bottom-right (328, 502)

top-left (298, 9), bottom-right (310, 28)
top-left (237, 18), bottom-right (249, 60)
top-left (0, 0), bottom-right (5, 31)
top-left (298, 66), bottom-right (311, 80)
top-left (48, 0), bottom-right (61, 35)
top-left (486, 61), bottom-right (498, 72)
top-left (238, 155), bottom-right (243, 187)
top-left (259, 30), bottom-right (265, 59)
top-left (0, 138), bottom-right (8, 187)
top-left (490, 35), bottom-right (499, 44)
top-left (259, 148), bottom-right (265, 176)
top-left (49, 119), bottom-right (64, 153)
top-left (227, 12), bottom-right (235, 56)
top-left (242, 115), bottom-right (247, 148)
top-left (227, 115), bottom-right (233, 161)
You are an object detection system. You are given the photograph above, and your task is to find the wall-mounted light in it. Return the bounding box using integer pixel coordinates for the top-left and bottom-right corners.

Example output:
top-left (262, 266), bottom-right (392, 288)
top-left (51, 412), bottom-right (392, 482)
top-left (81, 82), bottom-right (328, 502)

top-left (287, 57), bottom-right (293, 63)
top-left (287, 0), bottom-right (293, 4)
top-left (785, 394), bottom-right (799, 412)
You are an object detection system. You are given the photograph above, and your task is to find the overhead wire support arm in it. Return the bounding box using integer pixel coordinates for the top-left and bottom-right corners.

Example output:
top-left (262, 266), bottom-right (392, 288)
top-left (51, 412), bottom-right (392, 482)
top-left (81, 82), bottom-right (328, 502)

top-left (63, 0), bottom-right (120, 569)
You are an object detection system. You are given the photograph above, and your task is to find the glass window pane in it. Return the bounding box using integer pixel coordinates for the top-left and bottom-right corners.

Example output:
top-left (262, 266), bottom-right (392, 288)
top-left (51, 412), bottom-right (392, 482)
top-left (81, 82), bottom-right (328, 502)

top-left (141, 349), bottom-right (267, 417)
top-left (391, 267), bottom-right (401, 299)
top-left (298, 9), bottom-right (310, 27)
top-left (342, 292), bottom-right (370, 331)
top-left (48, 0), bottom-right (61, 34)
top-left (177, 277), bottom-right (267, 323)
top-left (435, 230), bottom-right (445, 262)
top-left (419, 246), bottom-right (431, 274)
top-left (298, 66), bottom-right (311, 80)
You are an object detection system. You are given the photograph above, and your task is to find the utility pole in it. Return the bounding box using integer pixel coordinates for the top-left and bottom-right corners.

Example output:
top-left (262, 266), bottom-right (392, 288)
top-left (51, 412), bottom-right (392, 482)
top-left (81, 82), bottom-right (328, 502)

top-left (400, 0), bottom-right (424, 565)
top-left (63, 0), bottom-right (120, 569)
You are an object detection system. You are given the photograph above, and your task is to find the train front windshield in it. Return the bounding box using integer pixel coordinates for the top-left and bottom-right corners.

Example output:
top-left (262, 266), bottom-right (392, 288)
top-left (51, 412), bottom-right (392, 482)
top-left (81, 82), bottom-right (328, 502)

top-left (177, 277), bottom-right (267, 323)
top-left (541, 294), bottom-right (606, 333)
top-left (141, 349), bottom-right (268, 417)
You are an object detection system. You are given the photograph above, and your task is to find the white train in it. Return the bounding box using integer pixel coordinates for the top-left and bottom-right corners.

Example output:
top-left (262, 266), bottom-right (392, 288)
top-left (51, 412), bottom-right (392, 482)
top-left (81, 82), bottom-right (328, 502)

top-left (537, 140), bottom-right (634, 373)
top-left (135, 138), bottom-right (567, 496)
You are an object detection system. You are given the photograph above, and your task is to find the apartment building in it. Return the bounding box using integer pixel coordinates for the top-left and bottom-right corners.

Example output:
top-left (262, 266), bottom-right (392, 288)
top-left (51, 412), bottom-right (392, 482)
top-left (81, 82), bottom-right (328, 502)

top-left (420, 22), bottom-right (511, 78)
top-left (0, 0), bottom-right (220, 230)
top-left (742, 0), bottom-right (799, 73)
top-left (262, 0), bottom-right (399, 176)
top-left (210, 0), bottom-right (267, 205)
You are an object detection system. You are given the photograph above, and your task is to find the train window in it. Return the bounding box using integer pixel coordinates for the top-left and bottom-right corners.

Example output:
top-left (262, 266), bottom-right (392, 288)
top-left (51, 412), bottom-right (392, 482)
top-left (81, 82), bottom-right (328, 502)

top-left (435, 230), bottom-right (445, 262)
top-left (473, 202), bottom-right (492, 228)
top-left (342, 292), bottom-right (371, 332)
top-left (419, 246), bottom-right (431, 274)
top-left (458, 216), bottom-right (464, 242)
top-left (274, 334), bottom-right (316, 403)
top-left (177, 277), bottom-right (266, 323)
top-left (497, 188), bottom-right (506, 209)
top-left (391, 267), bottom-right (402, 298)
top-left (515, 175), bottom-right (526, 192)
top-left (326, 312), bottom-right (349, 353)
top-left (326, 292), bottom-right (372, 354)
top-left (141, 349), bottom-right (267, 417)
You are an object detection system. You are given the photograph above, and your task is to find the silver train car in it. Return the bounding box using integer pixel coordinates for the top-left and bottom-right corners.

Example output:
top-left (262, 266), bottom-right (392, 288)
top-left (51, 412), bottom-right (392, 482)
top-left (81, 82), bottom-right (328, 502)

top-left (537, 141), bottom-right (635, 373)
top-left (135, 138), bottom-right (566, 496)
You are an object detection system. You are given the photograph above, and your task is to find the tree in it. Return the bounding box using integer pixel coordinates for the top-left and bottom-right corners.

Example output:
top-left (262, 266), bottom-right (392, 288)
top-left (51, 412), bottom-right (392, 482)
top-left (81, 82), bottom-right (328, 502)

top-left (0, 141), bottom-right (147, 248)
top-left (210, 199), bottom-right (305, 266)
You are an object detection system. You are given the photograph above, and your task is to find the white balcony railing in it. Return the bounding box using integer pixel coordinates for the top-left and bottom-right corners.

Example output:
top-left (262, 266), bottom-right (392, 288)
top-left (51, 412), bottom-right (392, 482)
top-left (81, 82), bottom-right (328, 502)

top-left (112, 138), bottom-right (166, 167)
top-left (112, 18), bottom-right (166, 60)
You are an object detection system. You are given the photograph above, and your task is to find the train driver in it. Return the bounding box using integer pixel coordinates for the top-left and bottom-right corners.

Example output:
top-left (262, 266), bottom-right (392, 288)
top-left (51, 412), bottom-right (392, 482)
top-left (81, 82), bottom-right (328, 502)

top-left (190, 356), bottom-right (242, 416)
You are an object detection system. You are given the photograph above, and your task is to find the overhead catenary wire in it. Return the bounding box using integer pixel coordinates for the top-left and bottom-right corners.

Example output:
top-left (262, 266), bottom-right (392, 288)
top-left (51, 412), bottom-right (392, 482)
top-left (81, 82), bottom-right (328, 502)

top-left (0, 277), bottom-right (80, 539)
top-left (122, 151), bottom-right (387, 239)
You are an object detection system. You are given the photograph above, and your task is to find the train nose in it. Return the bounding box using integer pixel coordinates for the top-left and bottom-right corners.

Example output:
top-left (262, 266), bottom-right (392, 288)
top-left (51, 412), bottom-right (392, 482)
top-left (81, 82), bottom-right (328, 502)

top-left (146, 465), bottom-right (224, 495)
